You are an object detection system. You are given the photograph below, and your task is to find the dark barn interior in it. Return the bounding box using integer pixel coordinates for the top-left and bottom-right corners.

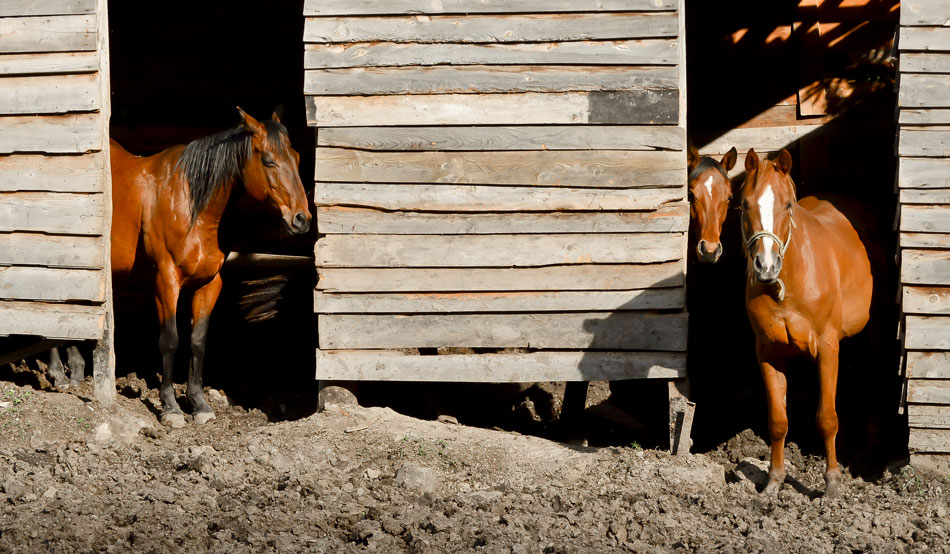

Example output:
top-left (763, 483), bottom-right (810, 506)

top-left (0, 0), bottom-right (903, 460)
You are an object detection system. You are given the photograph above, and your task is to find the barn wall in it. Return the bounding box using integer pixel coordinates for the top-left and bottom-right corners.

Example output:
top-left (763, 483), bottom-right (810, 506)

top-left (305, 1), bottom-right (689, 382)
top-left (0, 0), bottom-right (110, 341)
top-left (897, 0), bottom-right (950, 461)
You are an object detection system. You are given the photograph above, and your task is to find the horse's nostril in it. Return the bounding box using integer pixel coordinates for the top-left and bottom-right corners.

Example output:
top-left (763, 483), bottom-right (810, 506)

top-left (291, 212), bottom-right (310, 233)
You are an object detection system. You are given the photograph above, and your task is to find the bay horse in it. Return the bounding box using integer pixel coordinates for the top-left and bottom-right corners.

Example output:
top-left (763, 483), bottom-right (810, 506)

top-left (687, 144), bottom-right (738, 263)
top-left (111, 107), bottom-right (311, 427)
top-left (739, 148), bottom-right (872, 497)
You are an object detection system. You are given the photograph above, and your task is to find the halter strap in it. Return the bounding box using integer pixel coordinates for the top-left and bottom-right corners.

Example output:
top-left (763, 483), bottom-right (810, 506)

top-left (742, 209), bottom-right (796, 302)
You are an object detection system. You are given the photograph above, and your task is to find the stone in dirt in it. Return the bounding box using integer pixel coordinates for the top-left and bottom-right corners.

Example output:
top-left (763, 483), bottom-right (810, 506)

top-left (395, 465), bottom-right (437, 494)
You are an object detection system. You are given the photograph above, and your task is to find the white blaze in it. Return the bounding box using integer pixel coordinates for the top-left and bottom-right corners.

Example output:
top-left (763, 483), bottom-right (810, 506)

top-left (758, 186), bottom-right (776, 267)
top-left (703, 175), bottom-right (714, 197)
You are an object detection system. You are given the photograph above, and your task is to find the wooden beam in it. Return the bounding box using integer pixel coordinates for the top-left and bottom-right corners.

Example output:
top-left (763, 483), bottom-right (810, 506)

top-left (0, 153), bottom-right (103, 192)
top-left (0, 51), bottom-right (98, 76)
top-left (316, 205), bottom-right (689, 235)
top-left (314, 350), bottom-right (685, 382)
top-left (898, 157), bottom-right (950, 189)
top-left (0, 0), bottom-right (95, 17)
top-left (909, 428), bottom-right (950, 453)
top-left (315, 149), bottom-right (685, 188)
top-left (900, 232), bottom-right (950, 249)
top-left (307, 91), bottom-right (678, 127)
top-left (901, 1), bottom-right (950, 27)
top-left (0, 233), bottom-right (104, 269)
top-left (898, 128), bottom-right (950, 156)
top-left (0, 338), bottom-right (63, 367)
top-left (902, 249), bottom-right (950, 285)
top-left (905, 316), bottom-right (950, 350)
top-left (315, 233), bottom-right (684, 268)
top-left (317, 125), bottom-right (685, 152)
top-left (303, 0), bottom-right (679, 16)
top-left (908, 404), bottom-right (950, 430)
top-left (0, 192), bottom-right (103, 235)
top-left (899, 109), bottom-right (950, 125)
top-left (0, 301), bottom-right (104, 340)
top-left (908, 380), bottom-right (950, 404)
top-left (0, 266), bottom-right (103, 302)
top-left (314, 183), bottom-right (685, 212)
top-left (303, 13), bottom-right (678, 43)
top-left (314, 288), bottom-right (685, 313)
top-left (900, 52), bottom-right (950, 73)
top-left (899, 26), bottom-right (950, 51)
top-left (0, 73), bottom-right (100, 115)
top-left (698, 125), bottom-right (823, 155)
top-left (906, 351), bottom-right (950, 378)
top-left (904, 286), bottom-right (950, 315)
top-left (901, 204), bottom-right (950, 232)
top-left (900, 188), bottom-right (950, 204)
top-left (317, 262), bottom-right (685, 293)
top-left (0, 15), bottom-right (97, 54)
top-left (318, 312), bottom-right (688, 350)
top-left (304, 40), bottom-right (678, 69)
top-left (0, 113), bottom-right (102, 154)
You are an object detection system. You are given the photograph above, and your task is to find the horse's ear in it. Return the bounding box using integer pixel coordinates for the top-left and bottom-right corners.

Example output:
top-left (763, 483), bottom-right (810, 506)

top-left (272, 103), bottom-right (285, 124)
top-left (745, 148), bottom-right (759, 173)
top-left (721, 147), bottom-right (737, 171)
top-left (236, 106), bottom-right (266, 137)
top-left (687, 143), bottom-right (700, 170)
top-left (776, 148), bottom-right (793, 175)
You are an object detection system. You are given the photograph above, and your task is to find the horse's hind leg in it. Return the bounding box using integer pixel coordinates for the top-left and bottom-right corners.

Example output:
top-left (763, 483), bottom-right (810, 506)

top-left (817, 338), bottom-right (842, 498)
top-left (188, 274), bottom-right (222, 425)
top-left (47, 347), bottom-right (70, 389)
top-left (66, 345), bottom-right (85, 385)
top-left (759, 355), bottom-right (789, 495)
top-left (155, 268), bottom-right (185, 428)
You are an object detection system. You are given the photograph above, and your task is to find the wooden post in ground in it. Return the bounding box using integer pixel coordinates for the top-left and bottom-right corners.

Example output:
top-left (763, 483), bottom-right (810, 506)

top-left (668, 378), bottom-right (695, 455)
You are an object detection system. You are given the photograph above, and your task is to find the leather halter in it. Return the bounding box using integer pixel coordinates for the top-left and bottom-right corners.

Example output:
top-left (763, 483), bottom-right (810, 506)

top-left (743, 208), bottom-right (796, 301)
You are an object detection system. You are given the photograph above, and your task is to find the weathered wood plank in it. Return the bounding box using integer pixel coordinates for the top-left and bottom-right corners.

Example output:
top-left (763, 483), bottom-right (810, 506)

top-left (898, 157), bottom-right (950, 188)
top-left (909, 428), bottom-right (950, 453)
top-left (0, 300), bottom-right (103, 340)
top-left (0, 266), bottom-right (103, 302)
top-left (0, 51), bottom-right (98, 76)
top-left (315, 183), bottom-right (685, 212)
top-left (316, 205), bottom-right (689, 234)
top-left (304, 40), bottom-right (678, 68)
top-left (899, 109), bottom-right (950, 125)
top-left (317, 125), bottom-right (685, 152)
top-left (906, 351), bottom-right (950, 378)
top-left (0, 233), bottom-right (103, 269)
top-left (900, 27), bottom-right (950, 51)
top-left (305, 66), bottom-right (678, 96)
top-left (900, 188), bottom-right (950, 204)
top-left (908, 380), bottom-right (950, 404)
top-left (901, 204), bottom-right (950, 233)
top-left (901, 1), bottom-right (950, 26)
top-left (0, 0), bottom-right (95, 17)
top-left (318, 312), bottom-right (688, 350)
top-left (0, 15), bottom-right (97, 54)
top-left (900, 52), bottom-right (950, 73)
top-left (317, 262), bottom-right (685, 292)
top-left (0, 73), bottom-right (99, 115)
top-left (303, 13), bottom-right (678, 43)
top-left (698, 125), bottom-right (824, 155)
top-left (908, 405), bottom-right (950, 430)
top-left (0, 113), bottom-right (101, 154)
top-left (0, 153), bottom-right (103, 192)
top-left (314, 288), bottom-right (685, 313)
top-left (902, 249), bottom-right (950, 285)
top-left (307, 91), bottom-right (678, 126)
top-left (898, 128), bottom-right (950, 156)
top-left (315, 149), bottom-right (685, 187)
top-left (304, 0), bottom-right (679, 15)
top-left (901, 232), bottom-right (950, 249)
top-left (905, 316), bottom-right (950, 350)
top-left (316, 233), bottom-right (684, 268)
top-left (904, 286), bottom-right (950, 315)
top-left (314, 350), bottom-right (686, 382)
top-left (900, 74), bottom-right (950, 109)
top-left (0, 192), bottom-right (103, 234)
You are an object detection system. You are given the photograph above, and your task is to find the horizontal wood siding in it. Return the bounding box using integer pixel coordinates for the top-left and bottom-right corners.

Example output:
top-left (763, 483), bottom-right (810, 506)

top-left (0, 2), bottom-right (108, 341)
top-left (307, 2), bottom-right (687, 381)
top-left (898, 9), bottom-right (950, 457)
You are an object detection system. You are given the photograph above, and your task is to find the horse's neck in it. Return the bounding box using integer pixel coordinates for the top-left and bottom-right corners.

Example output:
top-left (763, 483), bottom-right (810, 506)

top-left (190, 178), bottom-right (237, 239)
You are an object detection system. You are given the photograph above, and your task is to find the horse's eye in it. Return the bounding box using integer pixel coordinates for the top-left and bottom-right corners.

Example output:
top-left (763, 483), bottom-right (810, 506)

top-left (786, 202), bottom-right (792, 209)
top-left (262, 155), bottom-right (277, 168)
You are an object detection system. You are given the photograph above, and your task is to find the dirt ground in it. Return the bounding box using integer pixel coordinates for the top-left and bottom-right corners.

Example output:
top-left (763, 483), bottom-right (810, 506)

top-left (0, 371), bottom-right (948, 554)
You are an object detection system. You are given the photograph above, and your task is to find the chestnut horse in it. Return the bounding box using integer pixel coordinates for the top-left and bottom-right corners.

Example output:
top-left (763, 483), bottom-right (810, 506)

top-left (111, 108), bottom-right (311, 427)
top-left (687, 145), bottom-right (737, 263)
top-left (739, 148), bottom-right (872, 497)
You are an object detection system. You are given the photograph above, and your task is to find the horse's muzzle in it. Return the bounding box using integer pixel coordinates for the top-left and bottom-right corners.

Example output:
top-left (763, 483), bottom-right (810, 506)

top-left (696, 240), bottom-right (723, 264)
top-left (288, 211), bottom-right (311, 235)
top-left (753, 253), bottom-right (782, 283)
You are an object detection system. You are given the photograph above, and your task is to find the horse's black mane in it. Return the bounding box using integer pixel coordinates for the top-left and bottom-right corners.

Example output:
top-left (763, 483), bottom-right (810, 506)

top-left (688, 156), bottom-right (728, 185)
top-left (175, 119), bottom-right (288, 223)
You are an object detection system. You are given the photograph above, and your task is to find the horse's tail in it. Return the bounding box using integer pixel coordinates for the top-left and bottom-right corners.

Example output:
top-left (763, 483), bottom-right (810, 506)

top-left (227, 254), bottom-right (314, 323)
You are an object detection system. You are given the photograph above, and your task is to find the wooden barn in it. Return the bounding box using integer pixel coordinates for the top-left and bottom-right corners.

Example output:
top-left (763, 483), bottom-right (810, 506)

top-left (303, 1), bottom-right (693, 449)
top-left (0, 0), bottom-right (115, 402)
top-left (896, 0), bottom-right (950, 469)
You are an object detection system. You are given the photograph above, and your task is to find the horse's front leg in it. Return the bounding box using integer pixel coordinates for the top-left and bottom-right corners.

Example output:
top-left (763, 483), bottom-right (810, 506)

top-left (155, 266), bottom-right (185, 428)
top-left (188, 274), bottom-right (222, 424)
top-left (816, 337), bottom-right (842, 497)
top-left (47, 347), bottom-right (69, 389)
top-left (65, 345), bottom-right (85, 385)
top-left (758, 352), bottom-right (789, 495)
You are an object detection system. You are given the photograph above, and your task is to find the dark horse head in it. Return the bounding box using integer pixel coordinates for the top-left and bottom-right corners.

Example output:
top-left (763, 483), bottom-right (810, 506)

top-left (687, 144), bottom-right (737, 263)
top-left (177, 106), bottom-right (311, 235)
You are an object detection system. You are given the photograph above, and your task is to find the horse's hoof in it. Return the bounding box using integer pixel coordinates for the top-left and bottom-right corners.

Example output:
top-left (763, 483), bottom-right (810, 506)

top-left (824, 478), bottom-right (842, 498)
top-left (160, 413), bottom-right (186, 429)
top-left (763, 479), bottom-right (782, 495)
top-left (193, 411), bottom-right (216, 425)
